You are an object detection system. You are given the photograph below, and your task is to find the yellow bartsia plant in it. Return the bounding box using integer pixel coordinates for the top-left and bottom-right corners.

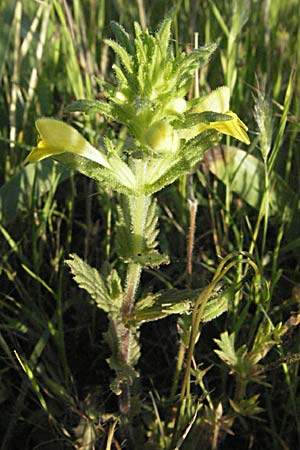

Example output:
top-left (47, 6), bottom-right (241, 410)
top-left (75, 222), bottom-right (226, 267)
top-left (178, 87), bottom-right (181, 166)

top-left (25, 118), bottom-right (111, 169)
top-left (24, 14), bottom-right (251, 423)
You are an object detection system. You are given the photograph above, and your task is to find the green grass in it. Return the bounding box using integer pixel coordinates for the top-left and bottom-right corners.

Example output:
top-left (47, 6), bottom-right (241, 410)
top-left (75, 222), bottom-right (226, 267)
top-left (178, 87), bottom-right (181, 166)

top-left (1, 0), bottom-right (300, 449)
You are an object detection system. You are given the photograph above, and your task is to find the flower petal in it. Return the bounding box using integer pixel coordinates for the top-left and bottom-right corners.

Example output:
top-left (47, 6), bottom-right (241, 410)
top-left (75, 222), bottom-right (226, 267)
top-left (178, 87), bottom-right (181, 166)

top-left (179, 85), bottom-right (250, 145)
top-left (210, 111), bottom-right (250, 145)
top-left (192, 86), bottom-right (230, 114)
top-left (179, 111), bottom-right (250, 145)
top-left (24, 140), bottom-right (63, 163)
top-left (25, 118), bottom-right (110, 168)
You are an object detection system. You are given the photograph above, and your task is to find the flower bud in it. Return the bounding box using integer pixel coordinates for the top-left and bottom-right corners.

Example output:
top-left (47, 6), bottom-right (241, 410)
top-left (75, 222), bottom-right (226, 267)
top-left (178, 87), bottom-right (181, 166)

top-left (115, 91), bottom-right (127, 103)
top-left (165, 97), bottom-right (187, 114)
top-left (145, 121), bottom-right (179, 154)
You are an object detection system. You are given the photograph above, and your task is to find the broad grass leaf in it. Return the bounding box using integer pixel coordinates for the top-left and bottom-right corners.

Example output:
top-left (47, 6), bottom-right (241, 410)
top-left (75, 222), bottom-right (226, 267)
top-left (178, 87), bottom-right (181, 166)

top-left (0, 160), bottom-right (69, 224)
top-left (205, 146), bottom-right (299, 219)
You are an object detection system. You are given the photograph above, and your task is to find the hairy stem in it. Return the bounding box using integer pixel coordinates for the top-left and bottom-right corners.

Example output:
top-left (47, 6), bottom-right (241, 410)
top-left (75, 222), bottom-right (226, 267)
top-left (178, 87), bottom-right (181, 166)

top-left (119, 161), bottom-right (149, 417)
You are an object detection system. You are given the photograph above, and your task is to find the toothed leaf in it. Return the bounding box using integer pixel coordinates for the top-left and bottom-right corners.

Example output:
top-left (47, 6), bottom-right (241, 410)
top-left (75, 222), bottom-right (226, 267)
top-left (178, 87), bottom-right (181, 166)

top-left (54, 152), bottom-right (135, 195)
top-left (130, 286), bottom-right (229, 325)
top-left (110, 21), bottom-right (135, 54)
top-left (105, 39), bottom-right (133, 73)
top-left (65, 99), bottom-right (112, 117)
top-left (173, 111), bottom-right (232, 129)
top-left (65, 253), bottom-right (123, 314)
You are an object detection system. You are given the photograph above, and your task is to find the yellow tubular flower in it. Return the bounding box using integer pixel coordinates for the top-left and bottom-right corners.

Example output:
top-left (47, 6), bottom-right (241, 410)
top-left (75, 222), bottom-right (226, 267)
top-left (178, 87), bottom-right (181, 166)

top-left (179, 86), bottom-right (250, 145)
top-left (25, 118), bottom-right (111, 168)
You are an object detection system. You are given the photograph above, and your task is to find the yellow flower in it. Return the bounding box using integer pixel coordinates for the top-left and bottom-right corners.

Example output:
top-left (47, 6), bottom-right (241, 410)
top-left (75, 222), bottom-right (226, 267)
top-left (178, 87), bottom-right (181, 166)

top-left (179, 86), bottom-right (250, 145)
top-left (25, 118), bottom-right (110, 168)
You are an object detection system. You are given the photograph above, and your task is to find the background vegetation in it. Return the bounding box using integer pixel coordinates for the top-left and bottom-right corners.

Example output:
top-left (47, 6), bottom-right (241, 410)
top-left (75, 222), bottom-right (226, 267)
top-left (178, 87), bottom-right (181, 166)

top-left (0, 0), bottom-right (299, 448)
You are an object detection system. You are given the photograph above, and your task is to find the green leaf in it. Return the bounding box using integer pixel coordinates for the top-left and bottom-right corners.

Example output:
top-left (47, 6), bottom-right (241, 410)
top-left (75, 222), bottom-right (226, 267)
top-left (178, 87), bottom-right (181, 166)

top-left (115, 197), bottom-right (133, 259)
top-left (250, 321), bottom-right (284, 364)
top-left (144, 198), bottom-right (159, 249)
top-left (201, 292), bottom-right (228, 323)
top-left (173, 111), bottom-right (232, 129)
top-left (214, 331), bottom-right (258, 378)
top-left (214, 331), bottom-right (239, 367)
top-left (54, 153), bottom-right (135, 195)
top-left (229, 395), bottom-right (264, 416)
top-left (203, 274), bottom-right (249, 322)
top-left (133, 21), bottom-right (143, 38)
top-left (110, 21), bottom-right (135, 55)
top-left (0, 160), bottom-right (69, 225)
top-left (105, 39), bottom-right (133, 73)
top-left (130, 286), bottom-right (229, 326)
top-left (65, 253), bottom-right (123, 314)
top-left (205, 146), bottom-right (299, 219)
top-left (130, 251), bottom-right (170, 268)
top-left (106, 269), bottom-right (123, 306)
top-left (65, 99), bottom-right (112, 117)
top-left (145, 130), bottom-right (220, 195)
top-left (156, 11), bottom-right (174, 55)
top-left (177, 43), bottom-right (218, 80)
top-left (112, 63), bottom-right (128, 83)
top-left (130, 289), bottom-right (194, 325)
top-left (116, 197), bottom-right (168, 267)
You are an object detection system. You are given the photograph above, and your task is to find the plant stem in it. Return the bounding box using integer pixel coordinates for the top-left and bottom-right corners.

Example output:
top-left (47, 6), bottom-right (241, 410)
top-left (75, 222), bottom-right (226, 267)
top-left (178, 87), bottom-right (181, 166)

top-left (119, 161), bottom-right (149, 417)
top-left (123, 263), bottom-right (142, 319)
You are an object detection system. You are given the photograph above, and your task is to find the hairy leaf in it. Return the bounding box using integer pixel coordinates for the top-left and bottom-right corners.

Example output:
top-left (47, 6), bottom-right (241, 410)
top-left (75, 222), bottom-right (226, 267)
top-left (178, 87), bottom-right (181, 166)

top-left (65, 254), bottom-right (122, 314)
top-left (115, 198), bottom-right (133, 259)
top-left (173, 111), bottom-right (232, 129)
top-left (54, 153), bottom-right (135, 195)
top-left (130, 287), bottom-right (229, 326)
top-left (145, 130), bottom-right (220, 195)
top-left (130, 251), bottom-right (170, 268)
top-left (65, 99), bottom-right (112, 117)
top-left (105, 39), bottom-right (133, 73)
top-left (110, 21), bottom-right (135, 55)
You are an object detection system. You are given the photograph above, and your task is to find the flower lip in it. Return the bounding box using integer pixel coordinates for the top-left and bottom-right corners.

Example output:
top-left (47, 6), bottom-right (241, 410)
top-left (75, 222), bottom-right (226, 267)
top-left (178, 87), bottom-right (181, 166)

top-left (25, 118), bottom-right (111, 168)
top-left (179, 86), bottom-right (250, 145)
